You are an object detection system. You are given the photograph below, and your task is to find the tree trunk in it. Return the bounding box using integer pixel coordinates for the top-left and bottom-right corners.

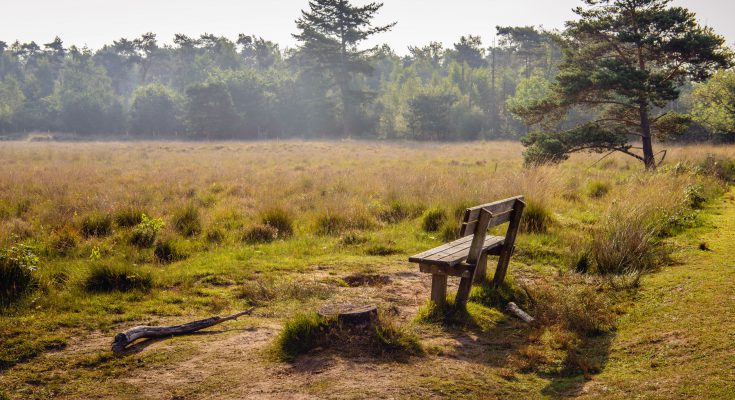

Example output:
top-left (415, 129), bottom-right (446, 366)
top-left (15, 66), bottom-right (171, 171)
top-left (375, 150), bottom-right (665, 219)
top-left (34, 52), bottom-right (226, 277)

top-left (640, 105), bottom-right (656, 170)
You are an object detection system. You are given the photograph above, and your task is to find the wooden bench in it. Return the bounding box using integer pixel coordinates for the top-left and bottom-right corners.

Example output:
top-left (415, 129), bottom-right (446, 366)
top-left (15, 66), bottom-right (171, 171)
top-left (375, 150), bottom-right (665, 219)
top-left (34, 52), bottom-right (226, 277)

top-left (409, 196), bottom-right (525, 307)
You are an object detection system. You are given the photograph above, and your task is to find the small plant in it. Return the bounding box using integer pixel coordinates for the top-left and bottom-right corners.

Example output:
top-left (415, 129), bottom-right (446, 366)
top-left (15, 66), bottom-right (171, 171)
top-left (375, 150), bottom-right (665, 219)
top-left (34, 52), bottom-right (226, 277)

top-left (154, 238), bottom-right (189, 263)
top-left (129, 214), bottom-right (164, 248)
top-left (339, 231), bottom-right (368, 245)
top-left (586, 180), bottom-right (611, 199)
top-left (414, 297), bottom-right (472, 326)
top-left (421, 207), bottom-right (447, 232)
top-left (84, 264), bottom-right (152, 292)
top-left (172, 204), bottom-right (202, 237)
top-left (685, 184), bottom-right (707, 209)
top-left (376, 200), bottom-right (415, 224)
top-left (520, 200), bottom-right (553, 233)
top-left (80, 212), bottom-right (113, 237)
top-left (260, 208), bottom-right (294, 238)
top-left (241, 224), bottom-right (278, 244)
top-left (0, 244), bottom-right (39, 306)
top-left (113, 207), bottom-right (145, 228)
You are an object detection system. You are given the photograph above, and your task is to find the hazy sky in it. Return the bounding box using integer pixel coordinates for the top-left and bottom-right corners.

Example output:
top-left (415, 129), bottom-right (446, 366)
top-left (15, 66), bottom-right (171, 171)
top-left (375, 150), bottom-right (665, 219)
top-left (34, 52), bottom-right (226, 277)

top-left (1, 0), bottom-right (733, 54)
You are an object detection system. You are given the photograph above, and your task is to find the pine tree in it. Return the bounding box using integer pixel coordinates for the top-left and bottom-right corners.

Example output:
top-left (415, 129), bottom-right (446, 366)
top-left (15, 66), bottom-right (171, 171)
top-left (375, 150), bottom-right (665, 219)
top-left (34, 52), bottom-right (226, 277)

top-left (293, 0), bottom-right (395, 136)
top-left (513, 0), bottom-right (732, 169)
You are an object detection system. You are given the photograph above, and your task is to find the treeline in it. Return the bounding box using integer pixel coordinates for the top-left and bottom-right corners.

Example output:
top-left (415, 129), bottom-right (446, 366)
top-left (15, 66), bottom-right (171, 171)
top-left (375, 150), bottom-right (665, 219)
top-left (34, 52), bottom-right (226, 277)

top-left (0, 22), bottom-right (563, 139)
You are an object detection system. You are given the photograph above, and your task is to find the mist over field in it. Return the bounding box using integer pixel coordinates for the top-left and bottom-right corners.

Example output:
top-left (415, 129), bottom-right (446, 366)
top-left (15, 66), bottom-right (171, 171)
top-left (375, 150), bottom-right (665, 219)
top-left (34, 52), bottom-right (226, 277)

top-left (1, 1), bottom-right (735, 399)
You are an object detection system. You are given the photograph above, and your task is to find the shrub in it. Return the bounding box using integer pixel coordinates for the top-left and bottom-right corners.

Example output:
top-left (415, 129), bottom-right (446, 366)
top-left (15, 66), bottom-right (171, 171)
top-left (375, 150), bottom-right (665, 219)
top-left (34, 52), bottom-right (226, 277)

top-left (586, 180), bottom-right (611, 199)
top-left (0, 244), bottom-right (39, 306)
top-left (49, 226), bottom-right (78, 256)
top-left (84, 264), bottom-right (152, 292)
top-left (520, 200), bottom-right (553, 233)
top-left (260, 208), bottom-right (294, 238)
top-left (113, 207), bottom-right (145, 228)
top-left (698, 155), bottom-right (735, 183)
top-left (154, 238), bottom-right (189, 263)
top-left (421, 207), bottom-right (447, 232)
top-left (589, 207), bottom-right (668, 275)
top-left (129, 214), bottom-right (164, 248)
top-left (80, 212), bottom-right (113, 237)
top-left (273, 313), bottom-right (330, 361)
top-left (241, 224), bottom-right (278, 244)
top-left (685, 184), bottom-right (707, 209)
top-left (172, 204), bottom-right (202, 237)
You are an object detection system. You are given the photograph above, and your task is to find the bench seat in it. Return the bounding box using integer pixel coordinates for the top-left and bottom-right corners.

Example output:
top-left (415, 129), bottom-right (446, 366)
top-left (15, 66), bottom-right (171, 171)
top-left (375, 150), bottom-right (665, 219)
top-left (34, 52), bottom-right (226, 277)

top-left (409, 235), bottom-right (504, 268)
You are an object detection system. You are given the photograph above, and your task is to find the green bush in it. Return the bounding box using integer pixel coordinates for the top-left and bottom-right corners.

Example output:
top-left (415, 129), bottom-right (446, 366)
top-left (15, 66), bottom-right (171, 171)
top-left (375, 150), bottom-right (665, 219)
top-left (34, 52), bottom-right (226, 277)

top-left (586, 180), bottom-right (611, 199)
top-left (520, 200), bottom-right (553, 233)
top-left (154, 238), bottom-right (189, 263)
top-left (114, 207), bottom-right (145, 228)
top-left (421, 207), bottom-right (447, 232)
top-left (260, 208), bottom-right (294, 238)
top-left (0, 245), bottom-right (39, 306)
top-left (685, 184), bottom-right (707, 209)
top-left (172, 204), bottom-right (202, 237)
top-left (698, 155), bottom-right (735, 183)
top-left (80, 212), bottom-right (113, 237)
top-left (129, 214), bottom-right (164, 248)
top-left (241, 224), bottom-right (278, 244)
top-left (84, 264), bottom-right (152, 292)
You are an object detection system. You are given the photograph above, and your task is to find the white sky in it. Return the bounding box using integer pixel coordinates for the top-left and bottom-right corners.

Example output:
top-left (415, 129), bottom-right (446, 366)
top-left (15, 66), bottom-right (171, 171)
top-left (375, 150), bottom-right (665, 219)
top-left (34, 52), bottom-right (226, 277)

top-left (1, 0), bottom-right (733, 54)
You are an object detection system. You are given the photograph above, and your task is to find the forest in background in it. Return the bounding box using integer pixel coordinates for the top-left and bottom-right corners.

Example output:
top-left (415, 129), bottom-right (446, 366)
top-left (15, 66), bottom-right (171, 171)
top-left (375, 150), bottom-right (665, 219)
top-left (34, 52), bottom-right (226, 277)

top-left (0, 1), bottom-right (733, 142)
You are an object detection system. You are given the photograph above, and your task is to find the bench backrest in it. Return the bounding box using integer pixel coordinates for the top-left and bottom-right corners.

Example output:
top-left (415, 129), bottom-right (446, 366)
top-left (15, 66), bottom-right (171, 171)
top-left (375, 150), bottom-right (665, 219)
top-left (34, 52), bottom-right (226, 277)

top-left (459, 196), bottom-right (525, 266)
top-left (459, 196), bottom-right (525, 238)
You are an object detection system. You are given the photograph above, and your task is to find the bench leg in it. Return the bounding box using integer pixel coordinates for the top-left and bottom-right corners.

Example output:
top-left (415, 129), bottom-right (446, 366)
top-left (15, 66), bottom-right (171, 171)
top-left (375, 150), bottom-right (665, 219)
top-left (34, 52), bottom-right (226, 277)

top-left (455, 275), bottom-right (473, 308)
top-left (474, 251), bottom-right (488, 284)
top-left (492, 245), bottom-right (514, 288)
top-left (430, 274), bottom-right (448, 306)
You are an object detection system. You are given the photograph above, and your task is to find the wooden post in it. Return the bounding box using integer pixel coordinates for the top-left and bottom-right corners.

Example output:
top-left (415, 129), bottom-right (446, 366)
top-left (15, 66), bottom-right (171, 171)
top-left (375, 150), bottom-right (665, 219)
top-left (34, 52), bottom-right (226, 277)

top-left (430, 273), bottom-right (448, 306)
top-left (492, 199), bottom-right (525, 288)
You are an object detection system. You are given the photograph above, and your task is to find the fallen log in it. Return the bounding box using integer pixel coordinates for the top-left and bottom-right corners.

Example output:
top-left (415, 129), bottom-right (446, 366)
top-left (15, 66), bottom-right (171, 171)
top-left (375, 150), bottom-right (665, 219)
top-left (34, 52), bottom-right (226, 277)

top-left (506, 302), bottom-right (535, 324)
top-left (112, 308), bottom-right (255, 353)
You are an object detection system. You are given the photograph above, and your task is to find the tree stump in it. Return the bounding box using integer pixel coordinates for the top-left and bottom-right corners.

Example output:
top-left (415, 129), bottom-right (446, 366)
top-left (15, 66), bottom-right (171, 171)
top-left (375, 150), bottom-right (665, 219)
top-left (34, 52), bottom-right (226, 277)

top-left (318, 303), bottom-right (378, 326)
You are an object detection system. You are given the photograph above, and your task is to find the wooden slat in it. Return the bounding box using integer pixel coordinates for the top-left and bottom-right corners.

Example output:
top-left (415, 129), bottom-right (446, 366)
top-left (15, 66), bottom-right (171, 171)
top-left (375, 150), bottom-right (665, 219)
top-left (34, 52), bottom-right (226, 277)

top-left (460, 209), bottom-right (514, 235)
top-left (410, 236), bottom-right (504, 267)
top-left (464, 196), bottom-right (524, 224)
top-left (409, 235), bottom-right (473, 260)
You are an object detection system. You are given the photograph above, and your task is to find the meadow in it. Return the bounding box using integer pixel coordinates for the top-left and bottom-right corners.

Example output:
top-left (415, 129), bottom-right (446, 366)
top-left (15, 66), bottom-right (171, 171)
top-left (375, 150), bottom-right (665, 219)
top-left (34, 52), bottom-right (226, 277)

top-left (1, 140), bottom-right (735, 399)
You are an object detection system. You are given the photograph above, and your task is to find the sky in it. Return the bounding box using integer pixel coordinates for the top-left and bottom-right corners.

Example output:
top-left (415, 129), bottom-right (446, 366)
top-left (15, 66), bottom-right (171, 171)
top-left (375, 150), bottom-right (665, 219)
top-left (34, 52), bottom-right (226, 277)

top-left (1, 0), bottom-right (733, 54)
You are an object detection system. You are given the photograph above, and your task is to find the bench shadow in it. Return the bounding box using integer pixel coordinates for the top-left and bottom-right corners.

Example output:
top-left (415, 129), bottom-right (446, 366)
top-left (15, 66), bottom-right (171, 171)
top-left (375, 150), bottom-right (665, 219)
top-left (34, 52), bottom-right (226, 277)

top-left (430, 309), bottom-right (616, 398)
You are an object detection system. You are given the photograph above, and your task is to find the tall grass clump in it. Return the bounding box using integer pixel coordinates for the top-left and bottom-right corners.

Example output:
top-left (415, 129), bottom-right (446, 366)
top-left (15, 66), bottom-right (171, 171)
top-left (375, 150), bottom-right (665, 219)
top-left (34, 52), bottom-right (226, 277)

top-left (0, 245), bottom-right (39, 306)
top-left (80, 212), bottom-right (113, 237)
top-left (241, 224), bottom-right (278, 244)
top-left (260, 208), bottom-right (294, 238)
top-left (698, 155), bottom-right (735, 183)
top-left (172, 204), bottom-right (202, 237)
top-left (84, 264), bottom-right (152, 292)
top-left (376, 200), bottom-right (419, 224)
top-left (530, 283), bottom-right (615, 336)
top-left (113, 206), bottom-right (145, 228)
top-left (129, 214), bottom-right (164, 248)
top-left (154, 237), bottom-right (189, 263)
top-left (314, 211), bottom-right (373, 235)
top-left (237, 277), bottom-right (333, 305)
top-left (48, 226), bottom-right (78, 256)
top-left (273, 312), bottom-right (330, 361)
top-left (520, 200), bottom-right (553, 234)
top-left (586, 206), bottom-right (669, 276)
top-left (421, 207), bottom-right (447, 232)
top-left (586, 180), bottom-right (611, 199)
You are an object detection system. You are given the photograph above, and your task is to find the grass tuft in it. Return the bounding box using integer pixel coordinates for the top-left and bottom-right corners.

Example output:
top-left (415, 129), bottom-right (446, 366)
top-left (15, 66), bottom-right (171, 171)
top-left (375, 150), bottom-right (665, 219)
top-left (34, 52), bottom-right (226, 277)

top-left (80, 212), bottom-right (113, 237)
top-left (154, 237), bottom-right (189, 263)
top-left (172, 204), bottom-right (202, 237)
top-left (84, 264), bottom-right (152, 293)
top-left (273, 312), bottom-right (330, 361)
top-left (421, 207), bottom-right (446, 232)
top-left (586, 180), bottom-right (611, 199)
top-left (0, 244), bottom-right (39, 306)
top-left (260, 208), bottom-right (295, 238)
top-left (520, 200), bottom-right (553, 233)
top-left (241, 224), bottom-right (279, 244)
top-left (113, 207), bottom-right (145, 228)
